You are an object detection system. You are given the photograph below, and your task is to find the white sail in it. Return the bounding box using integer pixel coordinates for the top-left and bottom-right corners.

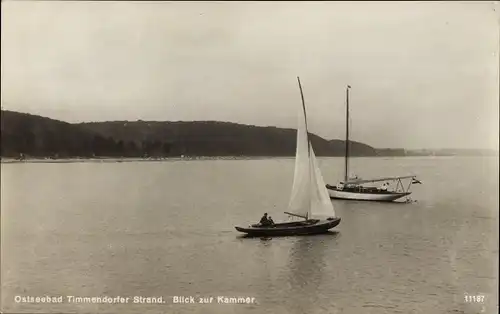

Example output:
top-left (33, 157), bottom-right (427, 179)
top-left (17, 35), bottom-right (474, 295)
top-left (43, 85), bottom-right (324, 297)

top-left (287, 105), bottom-right (311, 219)
top-left (287, 101), bottom-right (336, 219)
top-left (287, 76), bottom-right (336, 220)
top-left (309, 146), bottom-right (336, 218)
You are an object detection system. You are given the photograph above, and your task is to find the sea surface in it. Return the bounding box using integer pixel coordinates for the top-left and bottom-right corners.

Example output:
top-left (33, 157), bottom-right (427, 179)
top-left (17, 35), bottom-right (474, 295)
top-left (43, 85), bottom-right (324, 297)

top-left (1, 157), bottom-right (498, 314)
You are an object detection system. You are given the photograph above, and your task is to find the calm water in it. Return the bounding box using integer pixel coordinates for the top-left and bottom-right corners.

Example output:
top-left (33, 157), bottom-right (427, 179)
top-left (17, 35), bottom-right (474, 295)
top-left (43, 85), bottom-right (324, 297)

top-left (1, 157), bottom-right (498, 314)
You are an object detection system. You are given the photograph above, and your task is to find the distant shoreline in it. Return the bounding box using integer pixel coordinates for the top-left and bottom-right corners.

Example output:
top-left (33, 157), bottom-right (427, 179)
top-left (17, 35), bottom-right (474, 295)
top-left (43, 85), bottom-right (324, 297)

top-left (1, 156), bottom-right (289, 164)
top-left (1, 155), bottom-right (497, 164)
top-left (2, 110), bottom-right (497, 160)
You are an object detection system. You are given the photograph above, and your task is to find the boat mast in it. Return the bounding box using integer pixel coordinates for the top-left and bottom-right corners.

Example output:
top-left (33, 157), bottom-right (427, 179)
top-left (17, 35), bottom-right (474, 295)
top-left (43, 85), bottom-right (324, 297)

top-left (297, 76), bottom-right (310, 220)
top-left (297, 77), bottom-right (310, 155)
top-left (344, 85), bottom-right (351, 183)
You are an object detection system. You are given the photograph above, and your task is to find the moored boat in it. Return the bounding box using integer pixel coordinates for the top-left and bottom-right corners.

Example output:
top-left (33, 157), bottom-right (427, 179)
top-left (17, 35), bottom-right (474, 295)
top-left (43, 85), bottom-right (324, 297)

top-left (325, 85), bottom-right (421, 202)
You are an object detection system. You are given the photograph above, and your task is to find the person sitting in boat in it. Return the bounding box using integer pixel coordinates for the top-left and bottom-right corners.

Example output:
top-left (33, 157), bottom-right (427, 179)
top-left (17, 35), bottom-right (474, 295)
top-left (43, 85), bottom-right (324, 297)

top-left (336, 182), bottom-right (344, 190)
top-left (268, 216), bottom-right (275, 226)
top-left (380, 183), bottom-right (388, 191)
top-left (260, 213), bottom-right (271, 226)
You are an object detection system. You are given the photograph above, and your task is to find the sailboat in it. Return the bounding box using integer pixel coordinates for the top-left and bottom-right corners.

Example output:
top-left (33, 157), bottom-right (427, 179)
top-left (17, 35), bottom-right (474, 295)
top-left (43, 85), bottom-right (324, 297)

top-left (235, 77), bottom-right (341, 237)
top-left (325, 85), bottom-right (420, 202)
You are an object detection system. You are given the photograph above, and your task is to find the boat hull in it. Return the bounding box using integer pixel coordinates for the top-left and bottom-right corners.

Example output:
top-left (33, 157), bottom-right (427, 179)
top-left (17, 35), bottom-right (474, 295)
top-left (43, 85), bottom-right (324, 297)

top-left (235, 217), bottom-right (341, 237)
top-left (326, 187), bottom-right (410, 202)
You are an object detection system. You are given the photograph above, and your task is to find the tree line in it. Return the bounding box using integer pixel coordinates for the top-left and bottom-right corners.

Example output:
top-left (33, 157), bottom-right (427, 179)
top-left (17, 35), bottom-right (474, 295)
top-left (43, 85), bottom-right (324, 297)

top-left (1, 110), bottom-right (382, 158)
top-left (1, 131), bottom-right (173, 158)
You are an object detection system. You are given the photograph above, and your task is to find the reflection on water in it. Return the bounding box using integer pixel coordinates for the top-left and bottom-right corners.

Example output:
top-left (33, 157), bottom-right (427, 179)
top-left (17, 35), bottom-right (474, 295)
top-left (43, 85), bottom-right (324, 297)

top-left (285, 232), bottom-right (341, 314)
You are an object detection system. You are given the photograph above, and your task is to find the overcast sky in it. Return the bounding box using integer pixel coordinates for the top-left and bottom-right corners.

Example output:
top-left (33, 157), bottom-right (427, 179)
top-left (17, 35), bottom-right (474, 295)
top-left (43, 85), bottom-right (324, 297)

top-left (1, 1), bottom-right (499, 149)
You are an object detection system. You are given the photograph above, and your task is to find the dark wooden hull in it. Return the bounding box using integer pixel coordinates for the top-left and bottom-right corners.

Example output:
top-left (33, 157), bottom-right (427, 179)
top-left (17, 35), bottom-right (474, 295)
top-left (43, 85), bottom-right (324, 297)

top-left (235, 217), bottom-right (341, 237)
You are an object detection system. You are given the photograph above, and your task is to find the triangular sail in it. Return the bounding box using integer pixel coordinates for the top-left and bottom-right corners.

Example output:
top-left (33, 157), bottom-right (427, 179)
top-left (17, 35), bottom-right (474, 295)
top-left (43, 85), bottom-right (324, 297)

top-left (287, 77), bottom-right (336, 220)
top-left (309, 146), bottom-right (336, 218)
top-left (287, 103), bottom-right (311, 219)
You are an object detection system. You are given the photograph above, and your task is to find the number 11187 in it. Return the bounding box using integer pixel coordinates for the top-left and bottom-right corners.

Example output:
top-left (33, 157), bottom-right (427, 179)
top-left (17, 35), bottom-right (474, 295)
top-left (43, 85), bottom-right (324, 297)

top-left (464, 295), bottom-right (485, 303)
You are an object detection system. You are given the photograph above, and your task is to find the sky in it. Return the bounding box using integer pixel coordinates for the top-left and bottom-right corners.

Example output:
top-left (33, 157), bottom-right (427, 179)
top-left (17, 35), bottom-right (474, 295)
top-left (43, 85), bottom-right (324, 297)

top-left (1, 1), bottom-right (499, 150)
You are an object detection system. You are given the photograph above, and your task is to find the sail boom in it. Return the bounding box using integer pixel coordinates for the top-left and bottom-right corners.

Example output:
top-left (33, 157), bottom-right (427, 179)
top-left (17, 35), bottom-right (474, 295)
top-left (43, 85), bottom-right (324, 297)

top-left (284, 212), bottom-right (308, 220)
top-left (345, 175), bottom-right (417, 185)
